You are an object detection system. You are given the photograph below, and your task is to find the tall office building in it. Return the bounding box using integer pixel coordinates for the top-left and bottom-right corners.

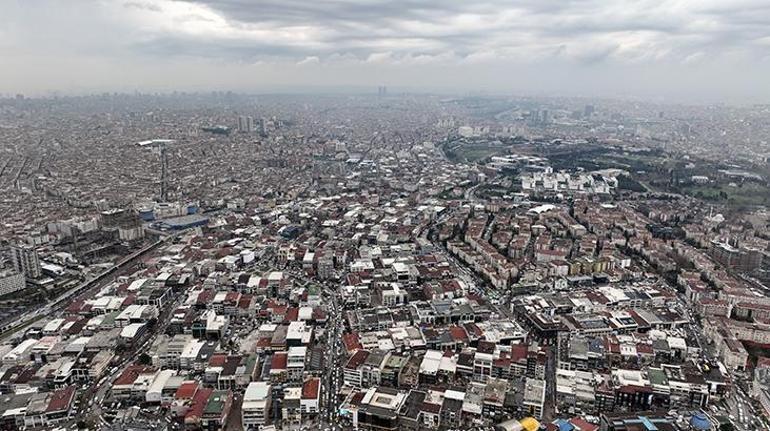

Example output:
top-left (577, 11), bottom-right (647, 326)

top-left (10, 245), bottom-right (42, 279)
top-left (540, 109), bottom-right (550, 124)
top-left (377, 85), bottom-right (388, 97)
top-left (0, 270), bottom-right (25, 296)
top-left (237, 115), bottom-right (254, 133)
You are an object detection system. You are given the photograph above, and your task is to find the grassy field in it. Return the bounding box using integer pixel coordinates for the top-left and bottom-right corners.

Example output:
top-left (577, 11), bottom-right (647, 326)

top-left (444, 143), bottom-right (507, 163)
top-left (680, 182), bottom-right (770, 207)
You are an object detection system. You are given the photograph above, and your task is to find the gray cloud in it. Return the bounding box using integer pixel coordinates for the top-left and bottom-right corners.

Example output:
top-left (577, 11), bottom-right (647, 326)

top-left (124, 1), bottom-right (162, 12)
top-left (1, 0), bottom-right (769, 102)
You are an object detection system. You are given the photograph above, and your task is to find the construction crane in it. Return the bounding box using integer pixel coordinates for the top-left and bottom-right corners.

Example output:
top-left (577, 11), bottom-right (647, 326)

top-left (136, 139), bottom-right (176, 202)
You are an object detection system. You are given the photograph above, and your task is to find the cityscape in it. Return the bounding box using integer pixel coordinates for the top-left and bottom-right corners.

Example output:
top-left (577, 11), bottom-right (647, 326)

top-left (1, 2), bottom-right (770, 431)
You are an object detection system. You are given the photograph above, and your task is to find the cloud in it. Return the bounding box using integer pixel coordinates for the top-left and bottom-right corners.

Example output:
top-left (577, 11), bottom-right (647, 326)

top-left (682, 51), bottom-right (706, 65)
top-left (366, 52), bottom-right (394, 64)
top-left (123, 1), bottom-right (162, 12)
top-left (296, 56), bottom-right (320, 66)
top-left (0, 0), bottom-right (769, 101)
top-left (6, 0), bottom-right (765, 63)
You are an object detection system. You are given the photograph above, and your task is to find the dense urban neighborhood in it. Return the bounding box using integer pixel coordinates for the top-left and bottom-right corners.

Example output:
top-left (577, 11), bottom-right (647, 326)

top-left (0, 92), bottom-right (769, 431)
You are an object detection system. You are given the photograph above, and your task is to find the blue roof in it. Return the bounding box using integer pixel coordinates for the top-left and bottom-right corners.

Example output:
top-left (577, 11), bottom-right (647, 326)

top-left (690, 413), bottom-right (712, 430)
top-left (640, 416), bottom-right (658, 431)
top-left (554, 419), bottom-right (574, 431)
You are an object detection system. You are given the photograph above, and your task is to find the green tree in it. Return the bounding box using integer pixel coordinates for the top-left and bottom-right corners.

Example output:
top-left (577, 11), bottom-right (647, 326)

top-left (720, 422), bottom-right (735, 431)
top-left (138, 353), bottom-right (152, 365)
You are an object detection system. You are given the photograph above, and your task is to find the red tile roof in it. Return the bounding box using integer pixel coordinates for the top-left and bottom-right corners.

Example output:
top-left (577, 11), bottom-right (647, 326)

top-left (627, 309), bottom-right (650, 327)
top-left (345, 350), bottom-right (370, 369)
top-left (65, 300), bottom-right (85, 314)
top-left (196, 289), bottom-right (214, 305)
top-left (570, 417), bottom-right (599, 431)
top-left (477, 340), bottom-right (496, 354)
top-left (185, 388), bottom-right (214, 422)
top-left (285, 307), bottom-right (299, 322)
top-left (302, 378), bottom-right (320, 400)
top-left (113, 365), bottom-right (154, 386)
top-left (636, 343), bottom-right (654, 354)
top-left (122, 295), bottom-right (136, 307)
top-left (448, 326), bottom-right (468, 342)
top-left (312, 308), bottom-right (327, 321)
top-left (342, 333), bottom-right (363, 353)
top-left (617, 385), bottom-right (652, 394)
top-left (466, 293), bottom-right (483, 303)
top-left (66, 319), bottom-right (87, 335)
top-left (209, 354), bottom-right (228, 367)
top-left (441, 279), bottom-right (462, 292)
top-left (510, 344), bottom-right (528, 362)
top-left (463, 323), bottom-right (483, 338)
top-left (46, 385), bottom-right (76, 413)
top-left (493, 358), bottom-right (511, 368)
top-left (238, 294), bottom-right (253, 309)
top-left (225, 291), bottom-right (240, 303)
top-left (271, 352), bottom-right (288, 370)
top-left (175, 381), bottom-right (200, 400)
top-left (350, 391), bottom-right (366, 406)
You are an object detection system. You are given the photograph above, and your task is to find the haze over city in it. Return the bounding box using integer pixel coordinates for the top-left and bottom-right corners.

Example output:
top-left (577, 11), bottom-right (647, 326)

top-left (3, 0), bottom-right (770, 102)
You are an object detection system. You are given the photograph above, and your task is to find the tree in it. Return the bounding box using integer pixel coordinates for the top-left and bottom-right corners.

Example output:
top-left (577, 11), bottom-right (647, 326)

top-left (720, 422), bottom-right (735, 431)
top-left (138, 353), bottom-right (152, 365)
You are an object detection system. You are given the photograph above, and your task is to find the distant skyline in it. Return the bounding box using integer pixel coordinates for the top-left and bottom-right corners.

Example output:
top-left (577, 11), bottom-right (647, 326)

top-left (2, 0), bottom-right (770, 103)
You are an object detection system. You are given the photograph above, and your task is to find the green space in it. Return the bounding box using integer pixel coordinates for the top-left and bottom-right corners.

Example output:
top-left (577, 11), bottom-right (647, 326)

top-left (476, 184), bottom-right (514, 198)
top-left (550, 152), bottom-right (663, 174)
top-left (443, 143), bottom-right (507, 163)
top-left (679, 182), bottom-right (770, 207)
top-left (441, 135), bottom-right (531, 164)
top-left (616, 175), bottom-right (647, 192)
top-left (437, 187), bottom-right (463, 200)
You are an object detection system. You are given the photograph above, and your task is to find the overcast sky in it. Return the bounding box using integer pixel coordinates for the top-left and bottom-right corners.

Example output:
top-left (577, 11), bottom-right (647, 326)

top-left (2, 0), bottom-right (770, 102)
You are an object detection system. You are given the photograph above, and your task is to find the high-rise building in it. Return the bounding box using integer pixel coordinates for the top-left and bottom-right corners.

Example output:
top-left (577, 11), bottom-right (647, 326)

top-left (10, 245), bottom-right (41, 279)
top-left (0, 270), bottom-right (25, 296)
top-left (709, 240), bottom-right (763, 272)
top-left (584, 104), bottom-right (595, 118)
top-left (540, 109), bottom-right (550, 124)
top-left (101, 208), bottom-right (137, 229)
top-left (377, 85), bottom-right (388, 97)
top-left (237, 115), bottom-right (254, 133)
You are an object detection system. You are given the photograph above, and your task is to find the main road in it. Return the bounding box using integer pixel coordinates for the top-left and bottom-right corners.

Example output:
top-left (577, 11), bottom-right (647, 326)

top-left (286, 270), bottom-right (346, 431)
top-left (0, 233), bottom-right (179, 340)
top-left (321, 290), bottom-right (345, 430)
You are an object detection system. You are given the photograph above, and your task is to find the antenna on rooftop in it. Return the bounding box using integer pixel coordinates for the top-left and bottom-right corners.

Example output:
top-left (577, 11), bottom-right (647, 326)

top-left (136, 139), bottom-right (176, 202)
